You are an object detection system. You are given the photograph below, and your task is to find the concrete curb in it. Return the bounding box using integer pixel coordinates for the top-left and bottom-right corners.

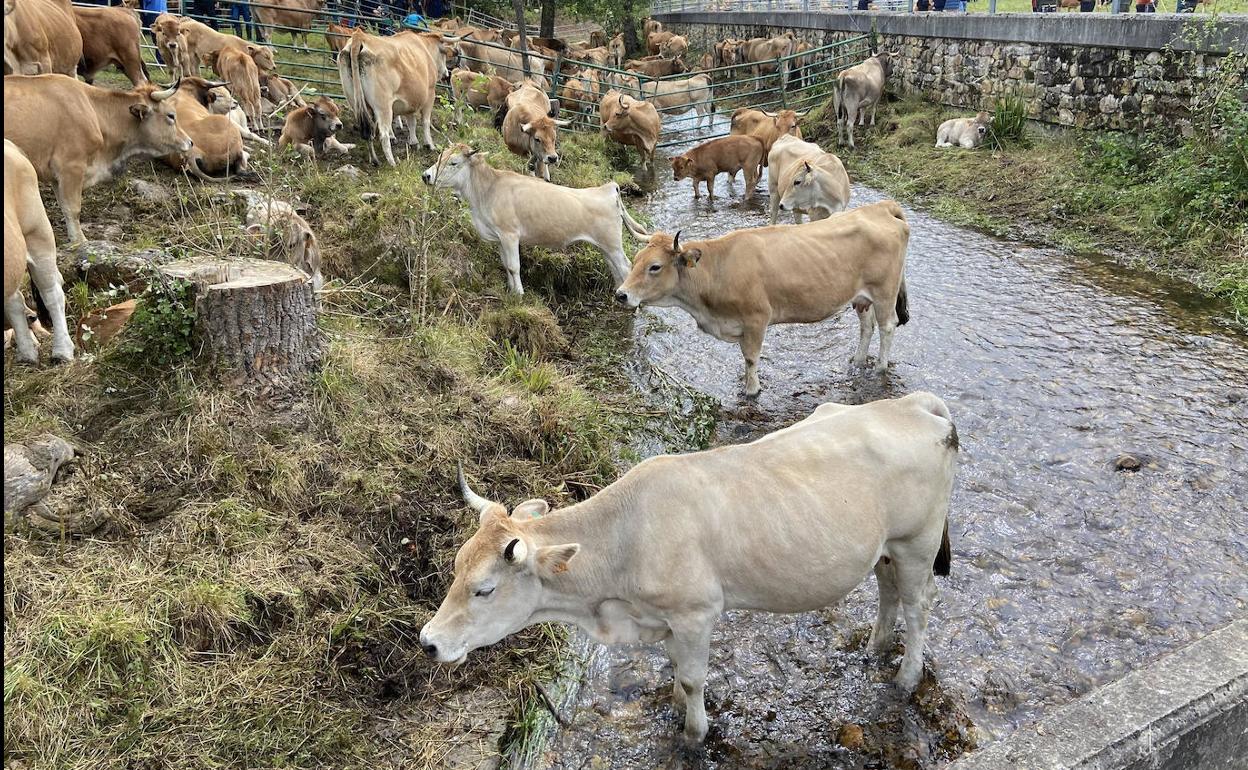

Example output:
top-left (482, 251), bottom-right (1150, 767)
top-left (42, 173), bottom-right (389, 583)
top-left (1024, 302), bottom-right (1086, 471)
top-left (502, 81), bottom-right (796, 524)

top-left (948, 619), bottom-right (1248, 770)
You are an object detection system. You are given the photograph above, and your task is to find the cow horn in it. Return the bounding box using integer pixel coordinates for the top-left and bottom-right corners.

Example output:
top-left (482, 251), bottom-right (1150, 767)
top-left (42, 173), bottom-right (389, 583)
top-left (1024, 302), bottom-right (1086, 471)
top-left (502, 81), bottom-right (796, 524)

top-left (151, 79), bottom-right (180, 100)
top-left (671, 230), bottom-right (682, 253)
top-left (458, 463), bottom-right (499, 516)
top-left (553, 118), bottom-right (572, 127)
top-left (205, 80), bottom-right (230, 89)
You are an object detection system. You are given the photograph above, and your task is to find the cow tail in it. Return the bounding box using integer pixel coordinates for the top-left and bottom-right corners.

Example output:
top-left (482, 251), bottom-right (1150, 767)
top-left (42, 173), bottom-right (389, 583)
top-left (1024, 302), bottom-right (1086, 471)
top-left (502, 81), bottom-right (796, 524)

top-left (615, 186), bottom-right (650, 239)
top-left (348, 42), bottom-right (372, 139)
top-left (933, 519), bottom-right (951, 577)
top-left (895, 275), bottom-right (909, 327)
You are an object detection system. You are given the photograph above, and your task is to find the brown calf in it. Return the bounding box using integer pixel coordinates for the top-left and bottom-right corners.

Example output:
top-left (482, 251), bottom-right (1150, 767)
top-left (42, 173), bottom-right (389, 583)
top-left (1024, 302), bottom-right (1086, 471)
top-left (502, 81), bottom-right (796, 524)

top-left (672, 135), bottom-right (764, 200)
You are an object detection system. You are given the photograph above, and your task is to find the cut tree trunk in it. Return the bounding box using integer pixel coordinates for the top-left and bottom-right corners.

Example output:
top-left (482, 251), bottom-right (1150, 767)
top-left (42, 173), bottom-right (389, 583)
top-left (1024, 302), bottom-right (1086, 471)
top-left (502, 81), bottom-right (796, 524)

top-left (159, 257), bottom-right (323, 385)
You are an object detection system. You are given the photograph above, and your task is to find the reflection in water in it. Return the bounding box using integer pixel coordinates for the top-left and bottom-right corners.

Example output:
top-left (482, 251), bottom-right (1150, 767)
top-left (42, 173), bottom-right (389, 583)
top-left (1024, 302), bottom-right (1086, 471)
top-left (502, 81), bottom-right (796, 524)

top-left (546, 114), bottom-right (1248, 769)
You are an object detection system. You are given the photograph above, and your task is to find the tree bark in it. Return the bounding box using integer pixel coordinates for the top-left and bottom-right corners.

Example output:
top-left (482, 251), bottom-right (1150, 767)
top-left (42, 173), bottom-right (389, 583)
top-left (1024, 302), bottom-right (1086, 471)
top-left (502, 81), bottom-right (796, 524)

top-left (159, 257), bottom-right (323, 385)
top-left (513, 0), bottom-right (530, 79)
top-left (620, 0), bottom-right (640, 58)
top-left (539, 0), bottom-right (554, 38)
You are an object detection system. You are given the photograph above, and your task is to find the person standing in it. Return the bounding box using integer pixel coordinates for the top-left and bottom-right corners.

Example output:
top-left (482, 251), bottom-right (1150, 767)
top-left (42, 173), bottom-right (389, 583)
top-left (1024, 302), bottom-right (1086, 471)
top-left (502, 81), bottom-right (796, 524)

top-left (140, 0), bottom-right (168, 63)
top-left (230, 1), bottom-right (258, 39)
top-left (190, 0), bottom-right (220, 29)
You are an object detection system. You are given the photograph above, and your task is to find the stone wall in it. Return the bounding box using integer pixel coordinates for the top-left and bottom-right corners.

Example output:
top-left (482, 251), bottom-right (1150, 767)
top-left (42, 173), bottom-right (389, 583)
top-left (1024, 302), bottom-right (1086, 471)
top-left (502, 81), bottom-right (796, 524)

top-left (656, 11), bottom-right (1246, 133)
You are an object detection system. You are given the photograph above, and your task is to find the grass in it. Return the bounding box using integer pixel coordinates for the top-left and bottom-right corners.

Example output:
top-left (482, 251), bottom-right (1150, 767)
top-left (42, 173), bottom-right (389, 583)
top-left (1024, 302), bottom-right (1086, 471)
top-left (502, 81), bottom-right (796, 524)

top-left (2, 86), bottom-right (687, 768)
top-left (804, 93), bottom-right (1248, 321)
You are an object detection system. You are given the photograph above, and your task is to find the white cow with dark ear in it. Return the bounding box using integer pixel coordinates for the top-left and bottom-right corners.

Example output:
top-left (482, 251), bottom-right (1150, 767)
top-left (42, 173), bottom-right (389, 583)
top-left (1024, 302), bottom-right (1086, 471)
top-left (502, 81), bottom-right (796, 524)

top-left (936, 111), bottom-right (994, 149)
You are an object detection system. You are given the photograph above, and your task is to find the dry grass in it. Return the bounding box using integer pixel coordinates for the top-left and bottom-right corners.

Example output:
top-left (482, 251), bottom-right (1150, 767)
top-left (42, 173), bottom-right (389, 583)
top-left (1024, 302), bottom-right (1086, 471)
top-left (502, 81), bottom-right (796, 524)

top-left (3, 101), bottom-right (662, 769)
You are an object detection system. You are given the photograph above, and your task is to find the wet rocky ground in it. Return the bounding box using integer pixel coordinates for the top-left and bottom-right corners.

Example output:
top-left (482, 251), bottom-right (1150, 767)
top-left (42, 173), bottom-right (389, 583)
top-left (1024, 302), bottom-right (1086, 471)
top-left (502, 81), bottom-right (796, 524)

top-left (539, 119), bottom-right (1248, 769)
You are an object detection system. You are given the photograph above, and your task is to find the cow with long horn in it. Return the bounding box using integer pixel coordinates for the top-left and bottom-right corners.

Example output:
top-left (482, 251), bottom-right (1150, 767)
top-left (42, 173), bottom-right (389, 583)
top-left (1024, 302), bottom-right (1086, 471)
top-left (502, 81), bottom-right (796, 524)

top-left (3, 74), bottom-right (191, 242)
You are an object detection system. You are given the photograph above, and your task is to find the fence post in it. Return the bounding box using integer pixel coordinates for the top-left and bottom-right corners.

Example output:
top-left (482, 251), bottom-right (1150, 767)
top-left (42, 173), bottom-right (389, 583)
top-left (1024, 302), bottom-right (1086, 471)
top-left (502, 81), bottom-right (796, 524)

top-left (989, 0), bottom-right (997, 11)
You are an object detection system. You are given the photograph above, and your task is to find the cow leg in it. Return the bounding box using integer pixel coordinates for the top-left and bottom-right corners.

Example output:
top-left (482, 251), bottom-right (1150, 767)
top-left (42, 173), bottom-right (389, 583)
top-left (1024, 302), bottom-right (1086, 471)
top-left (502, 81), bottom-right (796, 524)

top-left (706, 173), bottom-right (715, 201)
top-left (499, 237), bottom-right (524, 294)
top-left (893, 555), bottom-right (936, 692)
top-left (54, 171), bottom-right (86, 244)
top-left (740, 324), bottom-right (765, 398)
top-left (420, 101), bottom-right (436, 150)
top-left (377, 106), bottom-right (398, 167)
top-left (666, 617), bottom-right (715, 742)
top-left (845, 104), bottom-right (858, 150)
top-left (851, 297), bottom-right (875, 368)
top-left (872, 297), bottom-right (898, 374)
top-left (692, 179), bottom-right (701, 199)
top-left (5, 291), bottom-right (38, 364)
top-left (868, 557), bottom-right (900, 654)
top-left (26, 243), bottom-right (73, 363)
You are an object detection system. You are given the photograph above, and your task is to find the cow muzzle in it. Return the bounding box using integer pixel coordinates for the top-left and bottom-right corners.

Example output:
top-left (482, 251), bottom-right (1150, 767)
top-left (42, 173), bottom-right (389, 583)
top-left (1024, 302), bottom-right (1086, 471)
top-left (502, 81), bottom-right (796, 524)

top-left (418, 626), bottom-right (468, 667)
top-left (614, 289), bottom-right (638, 309)
top-left (421, 170), bottom-right (433, 184)
top-left (545, 154), bottom-right (559, 165)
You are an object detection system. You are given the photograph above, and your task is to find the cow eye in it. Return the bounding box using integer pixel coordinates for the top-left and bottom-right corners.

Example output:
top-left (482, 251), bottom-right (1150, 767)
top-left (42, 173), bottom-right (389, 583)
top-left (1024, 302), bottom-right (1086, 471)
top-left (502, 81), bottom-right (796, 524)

top-left (475, 586), bottom-right (495, 598)
top-left (794, 179), bottom-right (802, 186)
top-left (648, 263), bottom-right (662, 273)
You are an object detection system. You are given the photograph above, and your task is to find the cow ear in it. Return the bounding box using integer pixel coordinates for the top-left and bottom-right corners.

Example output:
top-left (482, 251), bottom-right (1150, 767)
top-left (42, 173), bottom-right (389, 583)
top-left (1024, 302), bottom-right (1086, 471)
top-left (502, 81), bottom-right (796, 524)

top-left (677, 249), bottom-right (702, 267)
top-left (129, 103), bottom-right (153, 120)
top-left (537, 543), bottom-right (580, 576)
top-left (511, 499), bottom-right (549, 520)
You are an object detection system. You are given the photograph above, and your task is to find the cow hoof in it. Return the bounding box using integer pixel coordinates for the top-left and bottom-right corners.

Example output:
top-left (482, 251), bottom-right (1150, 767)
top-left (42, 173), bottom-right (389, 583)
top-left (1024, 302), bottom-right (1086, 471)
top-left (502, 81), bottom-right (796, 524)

top-left (743, 389), bottom-right (761, 401)
top-left (893, 670), bottom-right (921, 694)
top-left (872, 363), bottom-right (889, 375)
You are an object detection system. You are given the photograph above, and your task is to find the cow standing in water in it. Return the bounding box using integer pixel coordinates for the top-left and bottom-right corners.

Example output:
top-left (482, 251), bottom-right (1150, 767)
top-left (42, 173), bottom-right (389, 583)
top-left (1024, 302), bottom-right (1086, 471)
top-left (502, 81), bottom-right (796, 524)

top-left (420, 392), bottom-right (958, 743)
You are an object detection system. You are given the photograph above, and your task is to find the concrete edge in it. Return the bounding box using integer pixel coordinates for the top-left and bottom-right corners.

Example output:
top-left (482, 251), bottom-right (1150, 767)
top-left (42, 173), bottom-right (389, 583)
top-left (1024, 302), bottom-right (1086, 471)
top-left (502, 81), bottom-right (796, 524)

top-left (947, 619), bottom-right (1248, 769)
top-left (654, 10), bottom-right (1248, 53)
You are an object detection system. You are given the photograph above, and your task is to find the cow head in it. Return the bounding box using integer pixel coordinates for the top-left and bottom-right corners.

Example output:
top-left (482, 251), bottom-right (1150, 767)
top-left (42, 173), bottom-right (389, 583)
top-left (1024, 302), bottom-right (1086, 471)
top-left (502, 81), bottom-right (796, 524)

top-left (311, 96), bottom-right (344, 136)
top-left (422, 143), bottom-right (480, 190)
top-left (418, 467), bottom-right (579, 666)
top-left (876, 50), bottom-right (898, 78)
top-left (778, 160), bottom-right (819, 214)
top-left (246, 44), bottom-right (277, 73)
top-left (616, 230), bottom-right (698, 309)
top-left (671, 155), bottom-right (693, 182)
top-left (519, 116), bottom-right (565, 167)
top-left (774, 109), bottom-right (803, 138)
top-left (130, 82), bottom-right (193, 156)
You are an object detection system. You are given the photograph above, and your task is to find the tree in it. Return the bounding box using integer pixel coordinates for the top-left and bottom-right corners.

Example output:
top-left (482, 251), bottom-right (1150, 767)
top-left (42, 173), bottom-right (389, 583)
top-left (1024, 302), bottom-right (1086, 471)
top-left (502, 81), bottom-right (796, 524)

top-left (620, 0), bottom-right (639, 57)
top-left (512, 0), bottom-right (530, 79)
top-left (540, 0), bottom-right (555, 38)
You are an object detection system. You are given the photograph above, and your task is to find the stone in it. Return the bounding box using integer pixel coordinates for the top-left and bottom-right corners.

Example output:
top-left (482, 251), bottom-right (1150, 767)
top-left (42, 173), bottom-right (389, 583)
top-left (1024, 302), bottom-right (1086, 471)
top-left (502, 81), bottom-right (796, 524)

top-left (127, 178), bottom-right (169, 207)
top-left (1114, 454), bottom-right (1142, 473)
top-left (837, 723), bottom-right (866, 752)
top-left (66, 240), bottom-right (176, 292)
top-left (1099, 95), bottom-right (1120, 114)
top-left (335, 164), bottom-right (363, 179)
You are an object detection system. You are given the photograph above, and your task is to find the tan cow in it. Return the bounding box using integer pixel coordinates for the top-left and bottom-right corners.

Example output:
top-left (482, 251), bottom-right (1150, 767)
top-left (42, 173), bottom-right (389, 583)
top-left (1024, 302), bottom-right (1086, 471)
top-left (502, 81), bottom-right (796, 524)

top-left (163, 76), bottom-right (249, 181)
top-left (600, 91), bottom-right (660, 170)
top-left (769, 134), bottom-right (851, 224)
top-left (608, 32), bottom-right (624, 68)
top-left (642, 73), bottom-right (712, 128)
top-left (648, 29), bottom-right (674, 54)
top-left (4, 75), bottom-right (188, 243)
top-left (278, 96), bottom-right (354, 158)
top-left (625, 54), bottom-right (687, 78)
top-left (790, 40), bottom-right (812, 89)
top-left (588, 29), bottom-right (606, 48)
top-left (422, 389), bottom-right (958, 742)
top-left (324, 21), bottom-right (351, 53)
top-left (73, 4), bottom-right (147, 85)
top-left (259, 72), bottom-right (307, 112)
top-left (643, 17), bottom-right (662, 39)
top-left (603, 70), bottom-right (641, 98)
top-left (3, 0), bottom-right (81, 76)
top-left (740, 33), bottom-right (796, 79)
top-left (647, 30), bottom-right (687, 59)
top-left (935, 111), bottom-right (993, 149)
top-left (254, 0), bottom-right (324, 48)
top-left (209, 45), bottom-right (264, 133)
top-left (833, 51), bottom-right (896, 149)
top-left (421, 144), bottom-right (650, 293)
top-left (616, 201), bottom-right (911, 395)
top-left (500, 83), bottom-right (570, 183)
top-left (340, 29), bottom-right (455, 166)
top-left (450, 68), bottom-right (511, 123)
top-left (205, 84), bottom-right (270, 145)
top-left (730, 107), bottom-right (803, 175)
top-left (4, 139), bottom-right (73, 363)
top-left (558, 68), bottom-right (601, 119)
top-left (671, 135), bottom-right (763, 200)
top-left (152, 13), bottom-right (194, 81)
top-left (713, 37), bottom-right (743, 69)
top-left (179, 18), bottom-right (274, 71)
top-left (456, 33), bottom-right (545, 84)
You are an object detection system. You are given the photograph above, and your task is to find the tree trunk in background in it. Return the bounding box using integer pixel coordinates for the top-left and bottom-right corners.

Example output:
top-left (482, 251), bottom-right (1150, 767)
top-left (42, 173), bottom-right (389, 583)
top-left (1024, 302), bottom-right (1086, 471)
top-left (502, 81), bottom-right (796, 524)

top-left (539, 0), bottom-right (554, 38)
top-left (620, 0), bottom-right (640, 58)
top-left (513, 0), bottom-right (530, 78)
top-left (160, 257), bottom-right (323, 386)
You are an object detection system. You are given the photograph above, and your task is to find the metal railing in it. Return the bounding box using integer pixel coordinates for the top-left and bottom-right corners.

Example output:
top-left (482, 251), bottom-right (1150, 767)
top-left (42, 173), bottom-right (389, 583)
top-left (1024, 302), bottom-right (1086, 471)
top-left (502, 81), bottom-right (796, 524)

top-left (648, 0), bottom-right (1202, 14)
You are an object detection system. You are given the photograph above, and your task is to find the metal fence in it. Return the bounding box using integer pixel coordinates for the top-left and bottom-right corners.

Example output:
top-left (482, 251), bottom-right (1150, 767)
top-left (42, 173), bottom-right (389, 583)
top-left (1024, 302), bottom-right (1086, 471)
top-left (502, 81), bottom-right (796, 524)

top-left (648, 0), bottom-right (1202, 14)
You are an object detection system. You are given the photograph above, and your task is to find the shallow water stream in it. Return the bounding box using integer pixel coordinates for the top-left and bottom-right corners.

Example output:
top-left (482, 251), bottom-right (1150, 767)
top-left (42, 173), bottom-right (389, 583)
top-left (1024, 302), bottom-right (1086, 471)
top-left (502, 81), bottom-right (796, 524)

top-left (541, 118), bottom-right (1248, 769)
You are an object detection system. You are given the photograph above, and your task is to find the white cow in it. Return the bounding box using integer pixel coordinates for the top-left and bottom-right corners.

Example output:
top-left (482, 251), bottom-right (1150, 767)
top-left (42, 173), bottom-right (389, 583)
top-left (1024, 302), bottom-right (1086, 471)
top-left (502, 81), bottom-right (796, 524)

top-left (420, 392), bottom-right (959, 743)
top-left (769, 133), bottom-right (851, 224)
top-left (421, 144), bottom-right (650, 294)
top-left (936, 111), bottom-right (993, 149)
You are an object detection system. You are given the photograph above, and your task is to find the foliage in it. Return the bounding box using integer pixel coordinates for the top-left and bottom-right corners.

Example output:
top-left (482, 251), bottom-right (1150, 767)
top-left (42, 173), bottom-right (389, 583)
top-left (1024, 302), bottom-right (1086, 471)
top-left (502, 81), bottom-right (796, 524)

top-left (987, 95), bottom-right (1030, 150)
top-left (116, 276), bottom-right (197, 366)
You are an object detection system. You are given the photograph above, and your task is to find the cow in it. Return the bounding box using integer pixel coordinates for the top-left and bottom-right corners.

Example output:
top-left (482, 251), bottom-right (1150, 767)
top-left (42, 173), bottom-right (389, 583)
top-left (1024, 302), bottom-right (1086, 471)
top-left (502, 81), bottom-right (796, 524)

top-left (625, 55), bottom-right (686, 78)
top-left (421, 389), bottom-right (958, 743)
top-left (730, 107), bottom-right (803, 175)
top-left (603, 70), bottom-right (641, 98)
top-left (254, 0), bottom-right (323, 48)
top-left (642, 73), bottom-right (712, 128)
top-left (4, 75), bottom-right (189, 243)
top-left (208, 45), bottom-right (264, 133)
top-left (770, 135), bottom-right (852, 225)
top-left (790, 40), bottom-right (812, 89)
top-left (935, 111), bottom-right (993, 149)
top-left (615, 201), bottom-right (911, 395)
top-left (278, 96), bottom-right (354, 158)
top-left (179, 18), bottom-right (275, 72)
top-left (500, 83), bottom-right (571, 183)
top-left (421, 144), bottom-right (650, 294)
top-left (152, 13), bottom-right (194, 81)
top-left (740, 33), bottom-right (796, 79)
top-left (339, 29), bottom-right (455, 166)
top-left (607, 32), bottom-right (624, 68)
top-left (558, 68), bottom-right (601, 120)
top-left (643, 17), bottom-right (662, 39)
top-left (163, 76), bottom-right (250, 180)
top-left (205, 84), bottom-right (270, 145)
top-left (229, 190), bottom-right (323, 293)
top-left (833, 51), bottom-right (896, 149)
top-left (566, 44), bottom-right (610, 68)
top-left (671, 135), bottom-right (764, 200)
top-left (4, 139), bottom-right (73, 364)
top-left (324, 21), bottom-right (351, 53)
top-left (713, 37), bottom-right (743, 69)
top-left (647, 31), bottom-right (687, 60)
top-left (72, 4), bottom-right (147, 85)
top-left (600, 91), bottom-right (660, 170)
top-left (455, 34), bottom-right (545, 84)
top-left (589, 29), bottom-right (606, 48)
top-left (3, 0), bottom-right (81, 76)
top-left (260, 72), bottom-right (307, 112)
top-left (450, 68), bottom-right (511, 123)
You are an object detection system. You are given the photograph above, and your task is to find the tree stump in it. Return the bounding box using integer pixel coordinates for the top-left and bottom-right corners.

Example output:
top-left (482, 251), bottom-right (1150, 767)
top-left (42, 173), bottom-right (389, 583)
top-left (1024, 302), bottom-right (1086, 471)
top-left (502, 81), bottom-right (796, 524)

top-left (159, 257), bottom-right (323, 385)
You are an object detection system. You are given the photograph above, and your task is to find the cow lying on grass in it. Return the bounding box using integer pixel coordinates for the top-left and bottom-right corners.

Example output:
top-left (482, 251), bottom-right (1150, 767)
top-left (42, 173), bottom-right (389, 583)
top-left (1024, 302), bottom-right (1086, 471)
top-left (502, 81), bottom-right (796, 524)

top-left (421, 391), bottom-right (957, 743)
top-left (616, 201), bottom-right (910, 396)
top-left (936, 111), bottom-right (993, 149)
top-left (421, 144), bottom-right (650, 294)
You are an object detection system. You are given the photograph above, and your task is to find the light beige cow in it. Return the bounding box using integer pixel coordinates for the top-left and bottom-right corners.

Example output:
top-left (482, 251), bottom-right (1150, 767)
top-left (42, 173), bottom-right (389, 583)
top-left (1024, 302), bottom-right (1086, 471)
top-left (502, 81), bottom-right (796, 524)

top-left (421, 390), bottom-right (958, 743)
top-left (421, 144), bottom-right (650, 293)
top-left (616, 200), bottom-right (911, 395)
top-left (3, 0), bottom-right (81, 76)
top-left (151, 13), bottom-right (193, 81)
top-left (769, 133), bottom-right (851, 224)
top-left (641, 72), bottom-right (712, 128)
top-left (450, 68), bottom-right (511, 123)
top-left (4, 139), bottom-right (73, 363)
top-left (254, 0), bottom-right (324, 48)
top-left (833, 51), bottom-right (897, 149)
top-left (936, 111), bottom-right (993, 149)
top-left (600, 90), bottom-right (660, 169)
top-left (729, 107), bottom-right (804, 177)
top-left (740, 33), bottom-right (795, 79)
top-left (500, 83), bottom-right (570, 182)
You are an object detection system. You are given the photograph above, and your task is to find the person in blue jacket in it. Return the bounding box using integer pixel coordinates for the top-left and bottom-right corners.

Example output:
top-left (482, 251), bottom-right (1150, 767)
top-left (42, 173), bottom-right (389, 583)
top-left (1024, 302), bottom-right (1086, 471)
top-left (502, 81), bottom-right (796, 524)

top-left (139, 0), bottom-right (168, 64)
